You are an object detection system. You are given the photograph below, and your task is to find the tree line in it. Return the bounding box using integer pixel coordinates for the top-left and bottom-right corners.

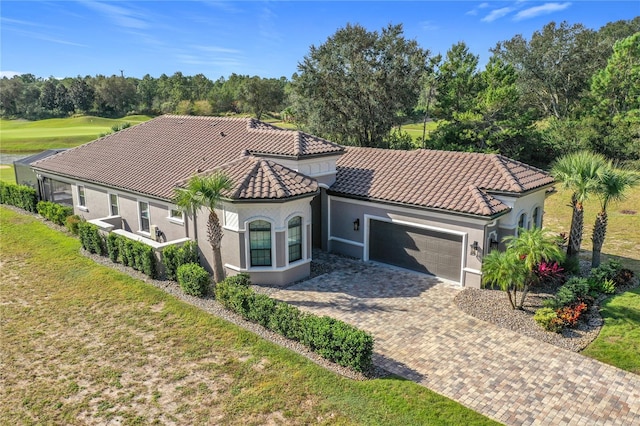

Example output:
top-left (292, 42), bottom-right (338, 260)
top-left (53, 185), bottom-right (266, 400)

top-left (0, 72), bottom-right (287, 121)
top-left (1, 17), bottom-right (638, 168)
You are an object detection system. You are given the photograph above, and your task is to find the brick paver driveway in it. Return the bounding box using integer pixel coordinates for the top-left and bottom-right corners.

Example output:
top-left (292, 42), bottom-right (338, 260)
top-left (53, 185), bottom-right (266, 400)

top-left (271, 258), bottom-right (640, 426)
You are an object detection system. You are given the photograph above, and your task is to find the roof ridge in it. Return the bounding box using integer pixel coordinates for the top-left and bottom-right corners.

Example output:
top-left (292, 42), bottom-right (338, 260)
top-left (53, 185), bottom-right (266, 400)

top-left (490, 155), bottom-right (525, 192)
top-left (259, 159), bottom-right (288, 198)
top-left (293, 131), bottom-right (303, 156)
top-left (468, 185), bottom-right (495, 216)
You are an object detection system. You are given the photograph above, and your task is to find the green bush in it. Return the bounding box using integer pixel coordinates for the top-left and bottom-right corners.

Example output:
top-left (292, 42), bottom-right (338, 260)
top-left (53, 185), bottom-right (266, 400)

top-left (0, 181), bottom-right (38, 212)
top-left (542, 277), bottom-right (589, 310)
top-left (37, 201), bottom-right (73, 226)
top-left (177, 263), bottom-right (210, 297)
top-left (65, 215), bottom-right (81, 235)
top-left (106, 233), bottom-right (120, 262)
top-left (224, 273), bottom-right (251, 287)
top-left (107, 233), bottom-right (157, 278)
top-left (77, 222), bottom-right (105, 255)
top-left (246, 293), bottom-right (277, 328)
top-left (162, 241), bottom-right (199, 281)
top-left (215, 276), bottom-right (373, 372)
top-left (268, 303), bottom-right (302, 340)
top-left (601, 278), bottom-right (616, 294)
top-left (534, 308), bottom-right (563, 332)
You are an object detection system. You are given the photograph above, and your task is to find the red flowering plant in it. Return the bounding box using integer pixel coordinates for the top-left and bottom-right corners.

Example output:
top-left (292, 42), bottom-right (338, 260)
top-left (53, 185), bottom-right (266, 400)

top-left (556, 301), bottom-right (587, 327)
top-left (534, 261), bottom-right (566, 287)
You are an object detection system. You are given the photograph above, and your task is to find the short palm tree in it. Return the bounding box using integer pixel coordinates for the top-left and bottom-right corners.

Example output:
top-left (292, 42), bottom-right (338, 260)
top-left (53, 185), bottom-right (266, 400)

top-left (484, 228), bottom-right (564, 310)
top-left (551, 151), bottom-right (608, 259)
top-left (591, 167), bottom-right (639, 268)
top-left (503, 227), bottom-right (565, 307)
top-left (174, 173), bottom-right (233, 284)
top-left (482, 249), bottom-right (528, 309)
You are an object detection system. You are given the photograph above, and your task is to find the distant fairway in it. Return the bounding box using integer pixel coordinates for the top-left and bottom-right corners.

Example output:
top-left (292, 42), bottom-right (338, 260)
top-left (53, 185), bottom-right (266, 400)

top-left (0, 115), bottom-right (153, 153)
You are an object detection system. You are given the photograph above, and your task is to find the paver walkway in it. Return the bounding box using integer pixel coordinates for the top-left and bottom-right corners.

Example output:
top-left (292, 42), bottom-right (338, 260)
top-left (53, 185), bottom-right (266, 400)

top-left (271, 255), bottom-right (640, 426)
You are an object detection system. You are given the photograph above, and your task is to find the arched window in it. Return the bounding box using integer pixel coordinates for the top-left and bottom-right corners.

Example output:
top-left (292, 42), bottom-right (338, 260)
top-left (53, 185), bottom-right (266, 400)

top-left (532, 207), bottom-right (540, 229)
top-left (288, 216), bottom-right (302, 263)
top-left (249, 220), bottom-right (271, 266)
top-left (517, 213), bottom-right (526, 236)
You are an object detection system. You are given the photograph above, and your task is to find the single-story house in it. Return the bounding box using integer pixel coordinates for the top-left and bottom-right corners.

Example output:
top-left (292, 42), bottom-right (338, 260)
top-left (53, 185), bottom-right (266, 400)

top-left (29, 115), bottom-right (554, 287)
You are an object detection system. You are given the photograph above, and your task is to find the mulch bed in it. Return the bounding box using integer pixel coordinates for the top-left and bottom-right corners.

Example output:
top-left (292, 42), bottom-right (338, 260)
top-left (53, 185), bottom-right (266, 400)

top-left (454, 266), bottom-right (639, 352)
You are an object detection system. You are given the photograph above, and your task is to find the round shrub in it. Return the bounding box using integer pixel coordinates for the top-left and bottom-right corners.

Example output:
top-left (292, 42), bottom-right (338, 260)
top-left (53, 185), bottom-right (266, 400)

top-left (534, 308), bottom-right (563, 332)
top-left (177, 263), bottom-right (210, 297)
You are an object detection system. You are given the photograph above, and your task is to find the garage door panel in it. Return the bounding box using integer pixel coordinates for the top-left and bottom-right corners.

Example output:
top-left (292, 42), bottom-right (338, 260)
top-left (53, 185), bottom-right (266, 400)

top-left (369, 219), bottom-right (462, 282)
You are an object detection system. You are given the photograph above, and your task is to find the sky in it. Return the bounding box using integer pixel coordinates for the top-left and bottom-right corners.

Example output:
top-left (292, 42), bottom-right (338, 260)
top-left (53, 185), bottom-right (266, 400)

top-left (1, 1), bottom-right (638, 80)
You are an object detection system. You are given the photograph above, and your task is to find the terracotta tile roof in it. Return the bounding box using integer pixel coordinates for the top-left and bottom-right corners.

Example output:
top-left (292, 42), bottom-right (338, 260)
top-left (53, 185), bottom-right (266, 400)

top-left (331, 148), bottom-right (554, 217)
top-left (32, 115), bottom-right (339, 200)
top-left (177, 156), bottom-right (318, 201)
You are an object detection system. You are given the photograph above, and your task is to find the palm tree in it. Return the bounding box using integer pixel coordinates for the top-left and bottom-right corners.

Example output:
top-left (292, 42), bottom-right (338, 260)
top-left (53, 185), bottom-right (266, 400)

top-left (174, 173), bottom-right (233, 284)
top-left (503, 227), bottom-right (565, 307)
top-left (591, 167), bottom-right (639, 268)
top-left (551, 151), bottom-right (608, 259)
top-left (482, 249), bottom-right (528, 309)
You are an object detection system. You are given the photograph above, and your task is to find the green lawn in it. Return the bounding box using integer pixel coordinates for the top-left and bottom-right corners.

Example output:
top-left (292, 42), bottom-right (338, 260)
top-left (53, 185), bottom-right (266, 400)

top-left (0, 164), bottom-right (15, 183)
top-left (0, 115), bottom-right (153, 153)
top-left (0, 207), bottom-right (497, 425)
top-left (581, 288), bottom-right (640, 374)
top-left (544, 185), bottom-right (640, 372)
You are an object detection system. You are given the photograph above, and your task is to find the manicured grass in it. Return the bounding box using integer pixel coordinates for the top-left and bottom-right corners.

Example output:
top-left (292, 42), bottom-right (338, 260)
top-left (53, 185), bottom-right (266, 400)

top-left (544, 184), bottom-right (640, 373)
top-left (0, 207), bottom-right (497, 425)
top-left (544, 184), bottom-right (640, 274)
top-left (581, 288), bottom-right (640, 374)
top-left (0, 115), bottom-right (153, 153)
top-left (0, 164), bottom-right (16, 183)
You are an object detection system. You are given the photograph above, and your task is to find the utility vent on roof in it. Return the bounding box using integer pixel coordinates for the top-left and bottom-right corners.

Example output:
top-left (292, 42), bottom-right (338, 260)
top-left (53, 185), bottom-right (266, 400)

top-left (220, 131), bottom-right (226, 137)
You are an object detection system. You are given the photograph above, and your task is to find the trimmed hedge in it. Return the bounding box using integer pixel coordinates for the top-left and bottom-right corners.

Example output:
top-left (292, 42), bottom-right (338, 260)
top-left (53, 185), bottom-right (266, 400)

top-left (0, 181), bottom-right (38, 212)
top-left (215, 276), bottom-right (373, 372)
top-left (78, 222), bottom-right (106, 256)
top-left (162, 241), bottom-right (199, 281)
top-left (37, 201), bottom-right (73, 226)
top-left (105, 233), bottom-right (157, 279)
top-left (66, 215), bottom-right (81, 235)
top-left (177, 263), bottom-right (210, 297)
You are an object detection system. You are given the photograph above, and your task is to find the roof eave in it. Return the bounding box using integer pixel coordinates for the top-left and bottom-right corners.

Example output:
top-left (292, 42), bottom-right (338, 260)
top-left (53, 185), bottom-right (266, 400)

top-left (226, 189), bottom-right (320, 204)
top-left (247, 150), bottom-right (344, 161)
top-left (326, 191), bottom-right (511, 221)
top-left (484, 181), bottom-right (555, 198)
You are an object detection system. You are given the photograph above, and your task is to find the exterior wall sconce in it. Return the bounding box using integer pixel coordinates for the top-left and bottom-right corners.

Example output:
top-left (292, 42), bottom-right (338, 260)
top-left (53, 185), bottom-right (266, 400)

top-left (353, 218), bottom-right (360, 231)
top-left (470, 241), bottom-right (480, 256)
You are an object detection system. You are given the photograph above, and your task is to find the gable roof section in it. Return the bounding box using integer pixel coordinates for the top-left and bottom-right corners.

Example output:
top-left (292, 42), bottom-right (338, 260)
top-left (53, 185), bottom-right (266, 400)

top-left (32, 115), bottom-right (339, 200)
top-left (177, 156), bottom-right (318, 201)
top-left (331, 148), bottom-right (554, 217)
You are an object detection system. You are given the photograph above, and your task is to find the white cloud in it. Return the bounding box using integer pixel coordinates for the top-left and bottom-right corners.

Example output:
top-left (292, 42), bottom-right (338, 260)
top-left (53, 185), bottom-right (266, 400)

top-left (467, 2), bottom-right (491, 15)
top-left (514, 2), bottom-right (572, 21)
top-left (481, 7), bottom-right (515, 23)
top-left (0, 71), bottom-right (22, 78)
top-left (80, 1), bottom-right (148, 29)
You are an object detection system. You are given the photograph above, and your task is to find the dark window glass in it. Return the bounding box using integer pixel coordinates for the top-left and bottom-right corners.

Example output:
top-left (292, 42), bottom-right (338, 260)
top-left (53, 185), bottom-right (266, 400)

top-left (288, 216), bottom-right (302, 262)
top-left (250, 220), bottom-right (271, 266)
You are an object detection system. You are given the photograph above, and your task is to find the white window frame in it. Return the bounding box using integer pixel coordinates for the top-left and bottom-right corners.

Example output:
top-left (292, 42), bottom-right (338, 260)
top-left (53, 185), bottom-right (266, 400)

top-left (138, 201), bottom-right (150, 234)
top-left (246, 218), bottom-right (275, 269)
top-left (77, 185), bottom-right (87, 211)
top-left (108, 193), bottom-right (119, 217)
top-left (168, 207), bottom-right (184, 224)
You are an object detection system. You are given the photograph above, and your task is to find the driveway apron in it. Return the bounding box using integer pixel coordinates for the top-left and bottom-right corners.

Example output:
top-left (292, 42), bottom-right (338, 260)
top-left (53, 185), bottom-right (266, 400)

top-left (271, 260), bottom-right (640, 426)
